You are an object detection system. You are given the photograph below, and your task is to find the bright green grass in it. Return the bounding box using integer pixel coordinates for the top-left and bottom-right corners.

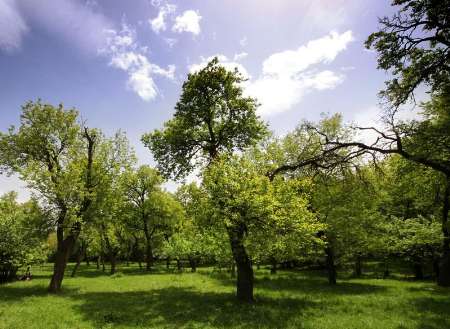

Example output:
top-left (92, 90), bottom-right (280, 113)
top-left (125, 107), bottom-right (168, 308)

top-left (0, 264), bottom-right (449, 329)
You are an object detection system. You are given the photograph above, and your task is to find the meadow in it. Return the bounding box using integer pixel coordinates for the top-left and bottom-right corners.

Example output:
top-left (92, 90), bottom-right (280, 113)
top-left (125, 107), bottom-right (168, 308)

top-left (1, 264), bottom-right (449, 329)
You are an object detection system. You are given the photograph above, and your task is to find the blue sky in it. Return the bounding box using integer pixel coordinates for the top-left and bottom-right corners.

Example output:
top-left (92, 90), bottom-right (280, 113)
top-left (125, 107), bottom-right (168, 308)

top-left (0, 0), bottom-right (395, 199)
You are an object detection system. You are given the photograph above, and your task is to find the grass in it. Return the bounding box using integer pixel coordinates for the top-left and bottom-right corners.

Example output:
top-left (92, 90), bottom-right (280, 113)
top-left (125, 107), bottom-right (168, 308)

top-left (0, 263), bottom-right (449, 329)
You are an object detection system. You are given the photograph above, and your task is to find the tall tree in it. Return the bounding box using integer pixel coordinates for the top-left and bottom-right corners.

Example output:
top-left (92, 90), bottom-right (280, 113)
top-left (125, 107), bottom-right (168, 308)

top-left (142, 58), bottom-right (267, 302)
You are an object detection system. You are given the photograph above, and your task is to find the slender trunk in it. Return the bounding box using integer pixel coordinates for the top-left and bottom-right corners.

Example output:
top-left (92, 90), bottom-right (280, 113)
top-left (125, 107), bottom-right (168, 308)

top-left (325, 242), bottom-right (337, 285)
top-left (101, 255), bottom-right (105, 272)
top-left (110, 253), bottom-right (117, 275)
top-left (145, 240), bottom-right (153, 271)
top-left (71, 246), bottom-right (84, 278)
top-left (138, 261), bottom-right (142, 269)
top-left (227, 225), bottom-right (254, 303)
top-left (354, 253), bottom-right (362, 277)
top-left (413, 260), bottom-right (424, 280)
top-left (177, 258), bottom-right (182, 271)
top-left (433, 255), bottom-right (440, 280)
top-left (383, 258), bottom-right (390, 279)
top-left (270, 258), bottom-right (277, 275)
top-left (86, 258), bottom-right (90, 266)
top-left (166, 257), bottom-right (170, 269)
top-left (188, 256), bottom-right (197, 272)
top-left (325, 241), bottom-right (337, 285)
top-left (438, 176), bottom-right (450, 287)
top-left (96, 256), bottom-right (100, 270)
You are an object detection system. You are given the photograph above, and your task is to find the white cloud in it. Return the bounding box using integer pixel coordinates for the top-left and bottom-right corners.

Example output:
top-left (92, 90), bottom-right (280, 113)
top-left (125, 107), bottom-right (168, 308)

top-left (188, 54), bottom-right (250, 78)
top-left (239, 36), bottom-right (248, 47)
top-left (262, 31), bottom-right (353, 77)
top-left (0, 0), bottom-right (28, 52)
top-left (247, 30), bottom-right (354, 116)
top-left (172, 10), bottom-right (202, 35)
top-left (233, 52), bottom-right (248, 61)
top-left (101, 23), bottom-right (175, 101)
top-left (149, 3), bottom-right (176, 33)
top-left (189, 31), bottom-right (353, 116)
top-left (0, 174), bottom-right (31, 203)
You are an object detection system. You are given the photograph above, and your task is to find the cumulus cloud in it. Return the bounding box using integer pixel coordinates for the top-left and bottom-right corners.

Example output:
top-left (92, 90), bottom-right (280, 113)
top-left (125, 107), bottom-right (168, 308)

top-left (101, 23), bottom-right (175, 101)
top-left (248, 30), bottom-right (354, 116)
top-left (189, 31), bottom-right (353, 117)
top-left (188, 54), bottom-right (250, 78)
top-left (149, 3), bottom-right (176, 33)
top-left (172, 10), bottom-right (202, 35)
top-left (0, 0), bottom-right (28, 52)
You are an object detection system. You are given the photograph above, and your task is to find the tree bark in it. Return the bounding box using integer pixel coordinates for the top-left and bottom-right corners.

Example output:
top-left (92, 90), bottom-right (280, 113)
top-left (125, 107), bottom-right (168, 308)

top-left (110, 253), bottom-right (117, 275)
top-left (227, 225), bottom-right (254, 303)
top-left (270, 258), bottom-right (277, 275)
top-left (71, 245), bottom-right (84, 278)
top-left (325, 243), bottom-right (337, 285)
top-left (413, 261), bottom-right (424, 280)
top-left (48, 232), bottom-right (77, 293)
top-left (145, 240), bottom-right (153, 271)
top-left (96, 256), bottom-right (100, 270)
top-left (354, 253), bottom-right (362, 277)
top-left (438, 177), bottom-right (450, 286)
top-left (188, 256), bottom-right (197, 272)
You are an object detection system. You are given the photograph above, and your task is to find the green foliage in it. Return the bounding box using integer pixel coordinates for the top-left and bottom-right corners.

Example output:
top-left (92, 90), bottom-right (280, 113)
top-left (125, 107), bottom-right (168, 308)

top-left (366, 0), bottom-right (450, 106)
top-left (142, 57), bottom-right (268, 179)
top-left (0, 192), bottom-right (47, 281)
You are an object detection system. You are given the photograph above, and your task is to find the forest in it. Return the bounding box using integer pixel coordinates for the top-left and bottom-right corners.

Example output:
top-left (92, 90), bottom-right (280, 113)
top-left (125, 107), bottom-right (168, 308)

top-left (0, 0), bottom-right (449, 328)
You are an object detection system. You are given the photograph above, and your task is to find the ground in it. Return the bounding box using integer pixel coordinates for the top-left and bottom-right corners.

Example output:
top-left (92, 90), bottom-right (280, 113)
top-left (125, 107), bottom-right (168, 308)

top-left (0, 264), bottom-right (449, 329)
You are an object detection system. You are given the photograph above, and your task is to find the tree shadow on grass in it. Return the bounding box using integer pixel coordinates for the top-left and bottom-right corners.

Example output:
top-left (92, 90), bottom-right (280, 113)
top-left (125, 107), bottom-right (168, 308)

top-left (200, 271), bottom-right (388, 296)
top-left (69, 287), bottom-right (317, 328)
top-left (0, 284), bottom-right (79, 302)
top-left (410, 297), bottom-right (450, 329)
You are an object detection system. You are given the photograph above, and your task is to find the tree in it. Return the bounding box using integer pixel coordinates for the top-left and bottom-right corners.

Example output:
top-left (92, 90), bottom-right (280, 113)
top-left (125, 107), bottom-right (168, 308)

top-left (0, 101), bottom-right (132, 292)
top-left (142, 58), bottom-right (268, 302)
top-left (204, 155), bottom-right (323, 302)
top-left (366, 0), bottom-right (450, 107)
top-left (0, 192), bottom-right (47, 283)
top-left (142, 57), bottom-right (267, 180)
top-left (122, 166), bottom-right (182, 270)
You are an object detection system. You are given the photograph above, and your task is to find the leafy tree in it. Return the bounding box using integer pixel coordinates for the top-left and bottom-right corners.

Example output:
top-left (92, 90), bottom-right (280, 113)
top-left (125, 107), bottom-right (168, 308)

top-left (366, 0), bottom-right (450, 107)
top-left (204, 155), bottom-right (323, 302)
top-left (0, 192), bottom-right (47, 283)
top-left (0, 101), bottom-right (132, 292)
top-left (142, 58), bottom-right (268, 301)
top-left (122, 166), bottom-right (183, 270)
top-left (142, 57), bottom-right (267, 180)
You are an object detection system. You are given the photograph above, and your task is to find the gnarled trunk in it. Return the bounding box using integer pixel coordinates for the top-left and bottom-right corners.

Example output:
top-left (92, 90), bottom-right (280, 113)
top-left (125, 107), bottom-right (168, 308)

top-left (71, 245), bottom-right (84, 278)
top-left (227, 225), bottom-right (254, 303)
top-left (48, 232), bottom-right (77, 293)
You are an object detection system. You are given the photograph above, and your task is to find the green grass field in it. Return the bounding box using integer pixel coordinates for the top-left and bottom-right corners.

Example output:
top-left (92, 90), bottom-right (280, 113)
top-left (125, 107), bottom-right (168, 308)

top-left (1, 264), bottom-right (449, 329)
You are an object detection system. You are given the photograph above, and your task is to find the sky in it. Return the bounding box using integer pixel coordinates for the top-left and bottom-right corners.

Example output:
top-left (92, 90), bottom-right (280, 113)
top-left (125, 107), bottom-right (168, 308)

top-left (0, 0), bottom-right (397, 200)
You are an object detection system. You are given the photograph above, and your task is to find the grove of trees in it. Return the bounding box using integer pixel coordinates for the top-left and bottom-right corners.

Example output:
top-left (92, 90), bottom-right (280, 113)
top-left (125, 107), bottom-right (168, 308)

top-left (0, 0), bottom-right (449, 305)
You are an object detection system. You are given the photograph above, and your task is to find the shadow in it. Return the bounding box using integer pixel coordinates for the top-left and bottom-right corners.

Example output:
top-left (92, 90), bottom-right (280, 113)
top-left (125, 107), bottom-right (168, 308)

top-left (0, 284), bottom-right (79, 302)
top-left (200, 270), bottom-right (388, 296)
top-left (69, 287), bottom-right (317, 328)
top-left (411, 297), bottom-right (450, 329)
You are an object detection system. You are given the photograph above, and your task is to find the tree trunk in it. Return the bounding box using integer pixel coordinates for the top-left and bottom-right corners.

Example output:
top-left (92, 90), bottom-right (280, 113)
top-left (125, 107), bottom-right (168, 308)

top-left (227, 225), bottom-right (254, 303)
top-left (145, 240), bottom-right (153, 271)
top-left (354, 253), bottom-right (362, 277)
top-left (85, 257), bottom-right (90, 267)
top-left (48, 233), bottom-right (77, 293)
top-left (438, 177), bottom-right (450, 287)
top-left (110, 253), bottom-right (117, 275)
top-left (270, 258), bottom-right (277, 275)
top-left (101, 255), bottom-right (105, 272)
top-left (325, 243), bottom-right (337, 285)
top-left (188, 256), bottom-right (197, 272)
top-left (166, 257), bottom-right (170, 269)
top-left (383, 258), bottom-right (390, 279)
top-left (177, 258), bottom-right (182, 271)
top-left (71, 246), bottom-right (84, 278)
top-left (96, 256), bottom-right (100, 270)
top-left (413, 261), bottom-right (424, 280)
top-left (230, 262), bottom-right (236, 278)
